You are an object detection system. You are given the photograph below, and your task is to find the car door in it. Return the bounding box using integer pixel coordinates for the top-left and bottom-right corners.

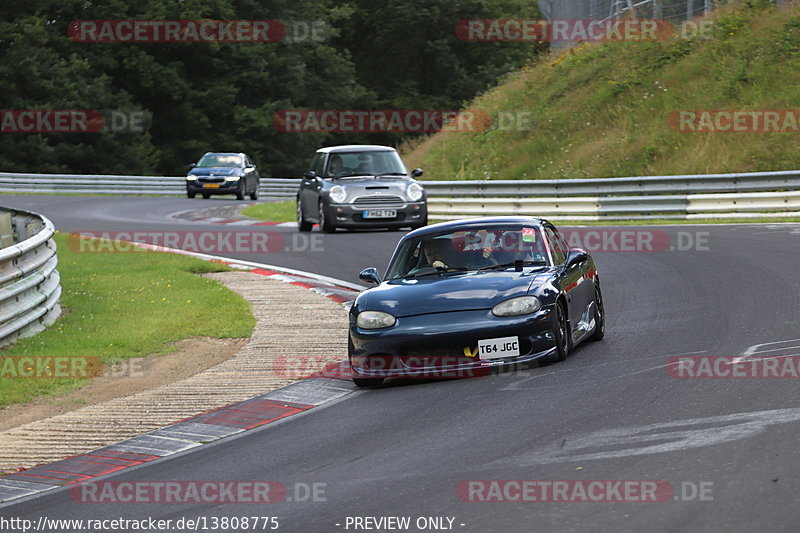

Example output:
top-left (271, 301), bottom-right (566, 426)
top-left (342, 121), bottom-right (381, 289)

top-left (248, 155), bottom-right (260, 192)
top-left (562, 229), bottom-right (594, 321)
top-left (300, 153), bottom-right (326, 220)
top-left (545, 226), bottom-right (581, 333)
top-left (243, 155), bottom-right (256, 192)
top-left (551, 226), bottom-right (592, 332)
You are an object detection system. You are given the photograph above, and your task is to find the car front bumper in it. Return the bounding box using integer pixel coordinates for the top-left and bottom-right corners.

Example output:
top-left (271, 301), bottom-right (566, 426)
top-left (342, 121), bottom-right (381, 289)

top-left (187, 178), bottom-right (241, 194)
top-left (326, 201), bottom-right (427, 228)
top-left (349, 305), bottom-right (557, 379)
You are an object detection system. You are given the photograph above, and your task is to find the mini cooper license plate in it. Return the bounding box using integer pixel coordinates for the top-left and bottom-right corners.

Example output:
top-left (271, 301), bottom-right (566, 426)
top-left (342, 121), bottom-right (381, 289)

top-left (203, 183), bottom-right (221, 189)
top-left (478, 336), bottom-right (520, 360)
top-left (363, 209), bottom-right (397, 219)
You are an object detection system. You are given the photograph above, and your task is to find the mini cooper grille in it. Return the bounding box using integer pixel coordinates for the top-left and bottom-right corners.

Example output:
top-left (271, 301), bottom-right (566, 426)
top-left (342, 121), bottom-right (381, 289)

top-left (353, 195), bottom-right (404, 205)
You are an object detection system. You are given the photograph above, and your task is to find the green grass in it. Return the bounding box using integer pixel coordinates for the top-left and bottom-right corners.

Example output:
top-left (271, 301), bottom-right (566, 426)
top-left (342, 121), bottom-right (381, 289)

top-left (405, 1), bottom-right (800, 180)
top-left (0, 233), bottom-right (255, 409)
top-left (241, 200), bottom-right (296, 222)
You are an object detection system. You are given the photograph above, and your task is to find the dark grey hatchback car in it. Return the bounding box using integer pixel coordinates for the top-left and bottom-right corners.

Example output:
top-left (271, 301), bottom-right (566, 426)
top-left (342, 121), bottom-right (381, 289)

top-left (296, 145), bottom-right (428, 232)
top-left (185, 152), bottom-right (260, 200)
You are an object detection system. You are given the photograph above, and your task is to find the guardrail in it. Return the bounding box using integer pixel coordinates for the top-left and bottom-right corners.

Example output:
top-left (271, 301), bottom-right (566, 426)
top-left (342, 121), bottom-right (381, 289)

top-left (423, 170), bottom-right (800, 220)
top-left (0, 172), bottom-right (297, 199)
top-left (0, 207), bottom-right (62, 347)
top-left (2, 169), bottom-right (800, 220)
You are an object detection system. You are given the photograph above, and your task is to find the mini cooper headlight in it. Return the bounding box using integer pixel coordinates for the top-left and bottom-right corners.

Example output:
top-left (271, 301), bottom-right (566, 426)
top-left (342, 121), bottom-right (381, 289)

top-left (356, 311), bottom-right (397, 329)
top-left (492, 296), bottom-right (542, 317)
top-left (406, 182), bottom-right (424, 201)
top-left (329, 185), bottom-right (347, 203)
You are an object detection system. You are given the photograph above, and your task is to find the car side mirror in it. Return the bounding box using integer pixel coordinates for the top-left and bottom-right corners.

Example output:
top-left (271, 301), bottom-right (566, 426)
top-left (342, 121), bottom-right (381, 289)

top-left (566, 249), bottom-right (588, 268)
top-left (359, 267), bottom-right (382, 285)
top-left (187, 163), bottom-right (196, 169)
top-left (303, 171), bottom-right (317, 181)
top-left (411, 168), bottom-right (424, 178)
top-left (246, 163), bottom-right (255, 168)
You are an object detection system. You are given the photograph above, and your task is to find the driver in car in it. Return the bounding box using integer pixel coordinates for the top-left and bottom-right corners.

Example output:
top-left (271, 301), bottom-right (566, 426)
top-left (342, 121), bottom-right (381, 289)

top-left (329, 155), bottom-right (346, 177)
top-left (413, 238), bottom-right (451, 272)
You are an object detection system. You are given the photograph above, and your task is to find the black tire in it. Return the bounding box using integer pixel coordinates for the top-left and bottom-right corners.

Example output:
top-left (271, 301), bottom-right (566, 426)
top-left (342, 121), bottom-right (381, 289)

top-left (187, 190), bottom-right (196, 199)
top-left (235, 180), bottom-right (245, 200)
top-left (589, 283), bottom-right (605, 341)
top-left (318, 200), bottom-right (335, 233)
top-left (353, 378), bottom-right (383, 388)
top-left (249, 184), bottom-right (259, 201)
top-left (552, 301), bottom-right (570, 362)
top-left (202, 193), bottom-right (210, 199)
top-left (297, 200), bottom-right (312, 232)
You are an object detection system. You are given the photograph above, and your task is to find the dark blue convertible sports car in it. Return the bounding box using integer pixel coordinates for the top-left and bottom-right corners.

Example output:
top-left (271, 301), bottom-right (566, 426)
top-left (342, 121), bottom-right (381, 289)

top-left (349, 217), bottom-right (605, 387)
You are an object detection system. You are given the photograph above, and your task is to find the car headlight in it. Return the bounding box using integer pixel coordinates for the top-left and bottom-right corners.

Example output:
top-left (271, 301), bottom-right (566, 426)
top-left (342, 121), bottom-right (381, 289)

top-left (492, 296), bottom-right (542, 317)
top-left (329, 185), bottom-right (347, 203)
top-left (186, 175), bottom-right (197, 181)
top-left (356, 311), bottom-right (396, 329)
top-left (407, 182), bottom-right (424, 201)
top-left (224, 175), bottom-right (241, 181)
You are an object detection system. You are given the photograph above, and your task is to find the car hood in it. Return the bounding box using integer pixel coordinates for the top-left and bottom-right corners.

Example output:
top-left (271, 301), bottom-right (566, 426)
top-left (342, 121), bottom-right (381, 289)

top-left (361, 270), bottom-right (548, 317)
top-left (189, 167), bottom-right (242, 177)
top-left (335, 177), bottom-right (417, 202)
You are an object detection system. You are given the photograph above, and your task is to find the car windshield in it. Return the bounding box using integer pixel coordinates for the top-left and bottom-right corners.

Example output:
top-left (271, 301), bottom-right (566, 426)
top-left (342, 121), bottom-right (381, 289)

top-left (385, 226), bottom-right (549, 279)
top-left (325, 150), bottom-right (407, 177)
top-left (197, 154), bottom-right (243, 168)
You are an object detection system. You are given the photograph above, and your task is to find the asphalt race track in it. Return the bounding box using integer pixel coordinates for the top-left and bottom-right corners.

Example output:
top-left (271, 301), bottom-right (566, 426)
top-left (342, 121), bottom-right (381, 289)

top-left (4, 195), bottom-right (400, 284)
top-left (2, 195), bottom-right (800, 532)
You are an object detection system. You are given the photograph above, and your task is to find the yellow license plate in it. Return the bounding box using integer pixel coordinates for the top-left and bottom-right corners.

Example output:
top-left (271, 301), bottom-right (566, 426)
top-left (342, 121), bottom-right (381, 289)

top-left (203, 183), bottom-right (221, 189)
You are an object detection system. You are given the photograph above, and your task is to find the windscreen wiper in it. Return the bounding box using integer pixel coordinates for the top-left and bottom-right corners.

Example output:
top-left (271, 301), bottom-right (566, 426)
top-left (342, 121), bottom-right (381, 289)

top-left (400, 266), bottom-right (469, 279)
top-left (339, 172), bottom-right (371, 178)
top-left (376, 172), bottom-right (407, 178)
top-left (478, 260), bottom-right (547, 272)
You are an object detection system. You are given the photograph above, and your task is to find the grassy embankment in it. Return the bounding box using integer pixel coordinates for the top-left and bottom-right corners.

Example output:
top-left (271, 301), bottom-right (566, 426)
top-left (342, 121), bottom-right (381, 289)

top-left (404, 2), bottom-right (800, 182)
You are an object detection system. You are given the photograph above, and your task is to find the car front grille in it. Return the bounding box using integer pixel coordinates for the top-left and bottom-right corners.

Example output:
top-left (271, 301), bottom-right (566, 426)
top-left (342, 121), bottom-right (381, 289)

top-left (400, 339), bottom-right (533, 360)
top-left (399, 347), bottom-right (470, 358)
top-left (198, 177), bottom-right (225, 183)
top-left (352, 195), bottom-right (404, 205)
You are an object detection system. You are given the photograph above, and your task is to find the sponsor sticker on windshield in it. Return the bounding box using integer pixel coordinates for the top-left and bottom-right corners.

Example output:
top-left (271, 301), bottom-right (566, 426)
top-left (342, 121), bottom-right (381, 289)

top-left (522, 228), bottom-right (537, 242)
